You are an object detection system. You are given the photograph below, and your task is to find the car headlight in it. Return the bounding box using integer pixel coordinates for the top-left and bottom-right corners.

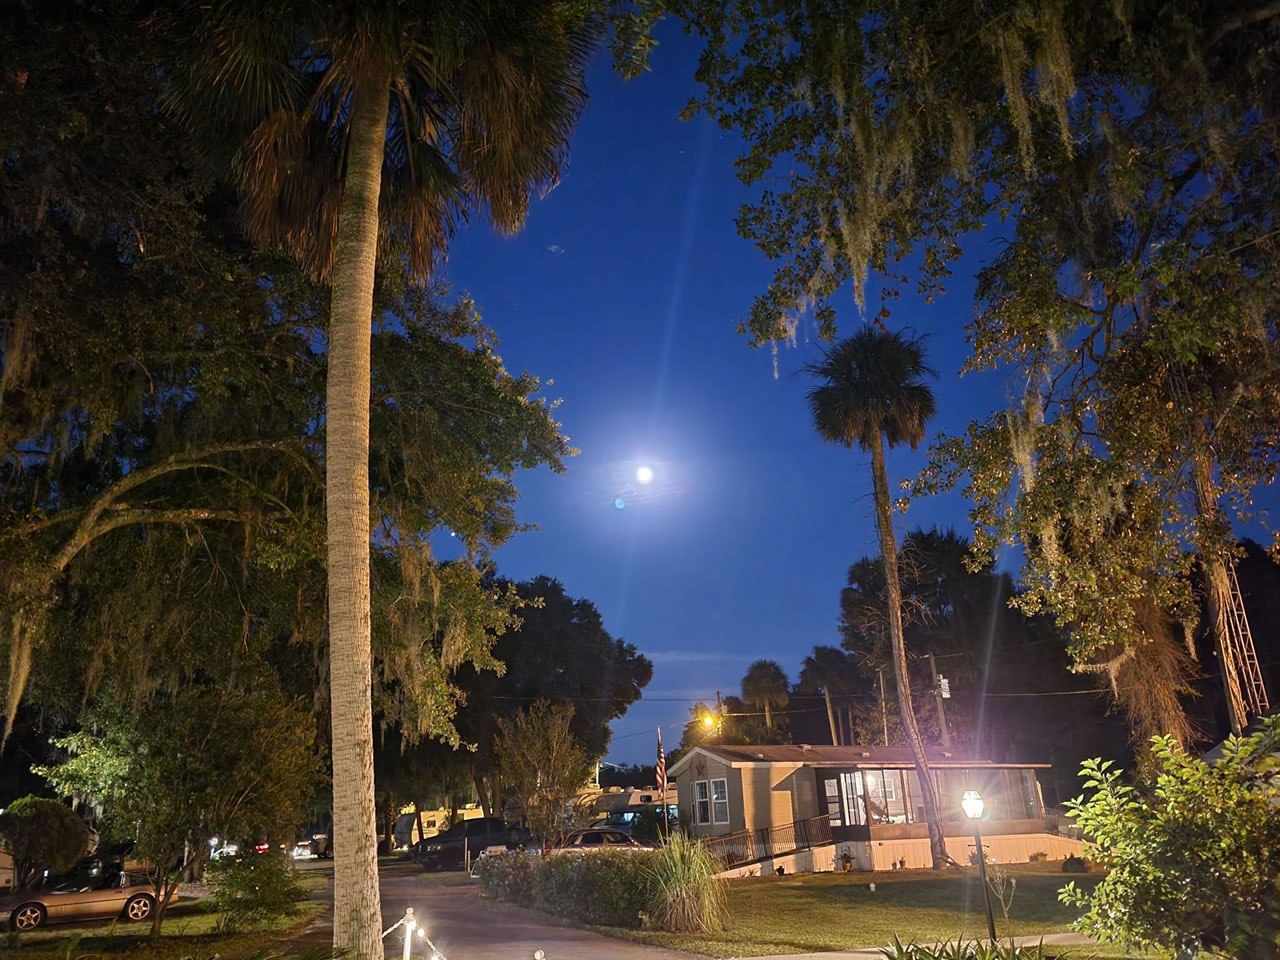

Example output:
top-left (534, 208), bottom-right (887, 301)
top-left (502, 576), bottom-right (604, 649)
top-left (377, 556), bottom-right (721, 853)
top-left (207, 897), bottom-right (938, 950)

top-left (427, 843), bottom-right (442, 851)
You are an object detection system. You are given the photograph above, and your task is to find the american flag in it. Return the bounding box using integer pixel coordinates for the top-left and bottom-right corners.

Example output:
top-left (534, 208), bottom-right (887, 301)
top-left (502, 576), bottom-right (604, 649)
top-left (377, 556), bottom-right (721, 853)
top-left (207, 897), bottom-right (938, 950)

top-left (656, 727), bottom-right (667, 797)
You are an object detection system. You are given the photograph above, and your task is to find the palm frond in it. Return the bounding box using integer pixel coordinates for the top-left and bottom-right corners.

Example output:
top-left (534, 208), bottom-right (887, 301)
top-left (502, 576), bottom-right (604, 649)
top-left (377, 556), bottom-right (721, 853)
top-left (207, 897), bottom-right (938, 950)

top-left (741, 659), bottom-right (790, 708)
top-left (157, 0), bottom-right (599, 281)
top-left (805, 326), bottom-right (937, 451)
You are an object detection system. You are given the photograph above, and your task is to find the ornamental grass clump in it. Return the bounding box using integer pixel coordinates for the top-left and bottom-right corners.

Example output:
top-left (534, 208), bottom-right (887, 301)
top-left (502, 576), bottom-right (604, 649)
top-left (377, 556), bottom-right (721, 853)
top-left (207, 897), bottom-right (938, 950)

top-left (643, 832), bottom-right (727, 934)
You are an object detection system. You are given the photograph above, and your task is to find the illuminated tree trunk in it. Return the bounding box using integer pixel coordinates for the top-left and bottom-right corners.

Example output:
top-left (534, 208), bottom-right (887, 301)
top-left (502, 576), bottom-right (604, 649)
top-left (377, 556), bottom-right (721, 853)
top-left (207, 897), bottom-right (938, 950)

top-left (326, 61), bottom-right (390, 960)
top-left (824, 688), bottom-right (839, 745)
top-left (869, 431), bottom-right (948, 869)
top-left (1190, 449), bottom-right (1247, 736)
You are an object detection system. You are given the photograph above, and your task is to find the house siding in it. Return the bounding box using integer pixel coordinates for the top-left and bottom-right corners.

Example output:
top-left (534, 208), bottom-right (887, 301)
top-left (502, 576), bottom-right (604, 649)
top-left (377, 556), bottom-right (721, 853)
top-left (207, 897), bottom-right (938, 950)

top-left (676, 754), bottom-right (737, 837)
top-left (740, 763), bottom-right (799, 830)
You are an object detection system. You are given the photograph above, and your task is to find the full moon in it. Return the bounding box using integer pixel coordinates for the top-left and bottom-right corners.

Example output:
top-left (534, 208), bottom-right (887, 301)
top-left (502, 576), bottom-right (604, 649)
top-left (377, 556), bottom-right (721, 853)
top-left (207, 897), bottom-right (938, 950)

top-left (636, 465), bottom-right (654, 485)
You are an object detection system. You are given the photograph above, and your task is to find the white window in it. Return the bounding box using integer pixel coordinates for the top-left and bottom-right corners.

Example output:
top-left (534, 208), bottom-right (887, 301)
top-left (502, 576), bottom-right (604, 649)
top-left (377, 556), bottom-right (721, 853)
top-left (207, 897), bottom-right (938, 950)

top-left (711, 778), bottom-right (729, 824)
top-left (824, 778), bottom-right (841, 827)
top-left (694, 780), bottom-right (711, 824)
top-left (883, 773), bottom-right (898, 801)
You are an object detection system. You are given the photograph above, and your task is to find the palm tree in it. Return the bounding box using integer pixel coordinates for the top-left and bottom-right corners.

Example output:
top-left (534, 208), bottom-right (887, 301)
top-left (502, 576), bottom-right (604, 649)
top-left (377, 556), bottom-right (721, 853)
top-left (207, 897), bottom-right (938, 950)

top-left (799, 646), bottom-right (851, 745)
top-left (159, 5), bottom-right (595, 954)
top-left (806, 326), bottom-right (948, 869)
top-left (742, 659), bottom-right (790, 730)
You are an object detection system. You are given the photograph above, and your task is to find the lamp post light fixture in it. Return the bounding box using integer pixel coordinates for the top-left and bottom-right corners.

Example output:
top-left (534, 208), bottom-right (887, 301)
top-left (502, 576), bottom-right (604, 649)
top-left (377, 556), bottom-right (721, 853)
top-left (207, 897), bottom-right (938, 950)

top-left (962, 790), bottom-right (998, 942)
top-left (700, 710), bottom-right (723, 739)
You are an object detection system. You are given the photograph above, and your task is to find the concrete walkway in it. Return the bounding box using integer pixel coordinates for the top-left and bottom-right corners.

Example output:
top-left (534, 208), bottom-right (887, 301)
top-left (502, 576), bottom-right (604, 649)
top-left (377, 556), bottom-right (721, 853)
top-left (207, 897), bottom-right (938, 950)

top-left (291, 859), bottom-right (698, 959)
top-left (746, 932), bottom-right (1095, 959)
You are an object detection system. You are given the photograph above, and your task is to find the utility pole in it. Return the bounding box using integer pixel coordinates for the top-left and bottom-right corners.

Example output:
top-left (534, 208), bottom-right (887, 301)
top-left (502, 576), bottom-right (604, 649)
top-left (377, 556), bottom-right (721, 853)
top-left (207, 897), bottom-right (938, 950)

top-left (877, 667), bottom-right (889, 745)
top-left (928, 653), bottom-right (952, 749)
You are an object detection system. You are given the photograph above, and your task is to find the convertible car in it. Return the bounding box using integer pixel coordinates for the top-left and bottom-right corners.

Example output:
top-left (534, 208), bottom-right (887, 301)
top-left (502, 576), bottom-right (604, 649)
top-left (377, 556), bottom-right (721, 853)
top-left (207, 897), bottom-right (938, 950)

top-left (4, 873), bottom-right (159, 931)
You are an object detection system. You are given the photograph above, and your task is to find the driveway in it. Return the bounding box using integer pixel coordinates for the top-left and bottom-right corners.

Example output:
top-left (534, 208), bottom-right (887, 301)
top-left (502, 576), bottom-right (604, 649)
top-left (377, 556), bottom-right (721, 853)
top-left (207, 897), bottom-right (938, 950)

top-left (297, 860), bottom-right (698, 960)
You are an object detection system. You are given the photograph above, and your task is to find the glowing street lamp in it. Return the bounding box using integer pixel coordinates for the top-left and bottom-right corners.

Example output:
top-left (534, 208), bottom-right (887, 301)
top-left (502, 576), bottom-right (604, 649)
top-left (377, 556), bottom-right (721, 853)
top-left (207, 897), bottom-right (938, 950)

top-left (699, 708), bottom-right (723, 740)
top-left (963, 790), bottom-right (998, 941)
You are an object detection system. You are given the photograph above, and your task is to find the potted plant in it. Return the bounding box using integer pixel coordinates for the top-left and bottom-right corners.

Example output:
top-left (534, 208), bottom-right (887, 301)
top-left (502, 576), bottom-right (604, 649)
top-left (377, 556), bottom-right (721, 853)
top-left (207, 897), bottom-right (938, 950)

top-left (840, 851), bottom-right (853, 872)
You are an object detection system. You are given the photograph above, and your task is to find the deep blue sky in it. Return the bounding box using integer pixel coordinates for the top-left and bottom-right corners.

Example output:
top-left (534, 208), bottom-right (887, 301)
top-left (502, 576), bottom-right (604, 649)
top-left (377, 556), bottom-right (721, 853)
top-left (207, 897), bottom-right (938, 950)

top-left (432, 27), bottom-right (1037, 763)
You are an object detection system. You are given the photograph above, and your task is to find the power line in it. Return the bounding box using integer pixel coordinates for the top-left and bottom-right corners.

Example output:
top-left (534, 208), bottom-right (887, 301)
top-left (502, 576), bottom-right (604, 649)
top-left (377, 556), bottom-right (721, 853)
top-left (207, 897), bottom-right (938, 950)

top-left (983, 690), bottom-right (1106, 698)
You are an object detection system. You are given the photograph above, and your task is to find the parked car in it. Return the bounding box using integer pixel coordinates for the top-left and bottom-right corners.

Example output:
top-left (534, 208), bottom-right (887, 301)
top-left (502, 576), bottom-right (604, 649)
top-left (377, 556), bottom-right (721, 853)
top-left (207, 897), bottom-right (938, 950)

top-left (75, 840), bottom-right (139, 883)
top-left (4, 872), bottom-right (159, 931)
top-left (413, 818), bottom-right (530, 871)
top-left (548, 828), bottom-right (653, 855)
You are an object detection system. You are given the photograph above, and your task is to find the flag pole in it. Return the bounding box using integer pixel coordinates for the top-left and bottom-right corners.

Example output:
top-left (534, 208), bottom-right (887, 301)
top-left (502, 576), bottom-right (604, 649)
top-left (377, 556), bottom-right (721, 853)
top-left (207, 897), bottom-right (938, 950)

top-left (656, 726), bottom-right (668, 841)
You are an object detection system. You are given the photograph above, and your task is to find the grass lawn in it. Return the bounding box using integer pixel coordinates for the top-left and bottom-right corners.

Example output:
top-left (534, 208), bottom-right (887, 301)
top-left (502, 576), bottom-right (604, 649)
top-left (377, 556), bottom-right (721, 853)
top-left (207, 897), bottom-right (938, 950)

top-left (605, 864), bottom-right (1164, 958)
top-left (4, 897), bottom-right (327, 959)
top-left (414, 870), bottom-right (477, 889)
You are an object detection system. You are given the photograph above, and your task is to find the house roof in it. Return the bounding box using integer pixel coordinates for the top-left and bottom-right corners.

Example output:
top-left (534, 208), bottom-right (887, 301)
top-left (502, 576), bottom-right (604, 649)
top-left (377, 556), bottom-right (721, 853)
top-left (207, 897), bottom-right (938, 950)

top-left (667, 743), bottom-right (1049, 778)
top-left (1203, 708), bottom-right (1279, 765)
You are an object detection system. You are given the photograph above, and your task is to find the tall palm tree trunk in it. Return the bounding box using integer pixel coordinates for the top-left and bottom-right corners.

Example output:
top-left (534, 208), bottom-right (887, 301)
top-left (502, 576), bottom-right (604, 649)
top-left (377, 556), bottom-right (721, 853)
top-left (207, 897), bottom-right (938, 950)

top-left (764, 700), bottom-right (773, 729)
top-left (869, 432), bottom-right (948, 869)
top-left (326, 63), bottom-right (391, 960)
top-left (824, 688), bottom-right (839, 745)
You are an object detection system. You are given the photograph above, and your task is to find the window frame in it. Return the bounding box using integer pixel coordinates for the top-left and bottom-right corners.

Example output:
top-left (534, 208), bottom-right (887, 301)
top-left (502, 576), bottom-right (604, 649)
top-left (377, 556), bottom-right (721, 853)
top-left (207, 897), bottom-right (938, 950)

top-left (694, 779), bottom-right (711, 825)
top-left (824, 777), bottom-right (842, 827)
top-left (710, 777), bottom-right (730, 824)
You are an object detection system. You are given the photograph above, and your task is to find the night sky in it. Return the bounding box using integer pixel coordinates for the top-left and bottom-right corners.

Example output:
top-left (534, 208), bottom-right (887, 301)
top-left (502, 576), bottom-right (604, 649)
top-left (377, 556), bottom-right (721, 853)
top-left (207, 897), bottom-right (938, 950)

top-left (426, 26), bottom-right (1243, 764)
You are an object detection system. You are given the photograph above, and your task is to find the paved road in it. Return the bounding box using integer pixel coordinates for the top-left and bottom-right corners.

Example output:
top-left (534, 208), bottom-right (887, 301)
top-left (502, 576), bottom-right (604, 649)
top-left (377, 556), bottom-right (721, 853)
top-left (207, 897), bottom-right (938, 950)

top-left (295, 860), bottom-right (698, 960)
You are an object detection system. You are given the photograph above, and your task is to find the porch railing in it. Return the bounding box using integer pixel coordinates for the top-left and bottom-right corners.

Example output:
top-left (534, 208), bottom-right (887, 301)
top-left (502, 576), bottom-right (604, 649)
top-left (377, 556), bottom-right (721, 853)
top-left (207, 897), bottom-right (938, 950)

top-left (704, 814), bottom-right (834, 867)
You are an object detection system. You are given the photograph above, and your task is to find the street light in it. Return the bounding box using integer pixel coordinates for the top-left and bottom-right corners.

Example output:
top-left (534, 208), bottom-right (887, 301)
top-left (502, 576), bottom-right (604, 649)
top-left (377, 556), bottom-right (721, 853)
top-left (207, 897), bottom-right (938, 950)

top-left (962, 790), bottom-right (998, 942)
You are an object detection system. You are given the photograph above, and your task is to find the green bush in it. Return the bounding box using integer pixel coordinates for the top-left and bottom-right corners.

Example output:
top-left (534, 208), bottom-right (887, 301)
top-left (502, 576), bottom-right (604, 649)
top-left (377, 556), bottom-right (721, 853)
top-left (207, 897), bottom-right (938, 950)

top-left (205, 852), bottom-right (305, 933)
top-left (532, 850), bottom-right (651, 927)
top-left (1061, 717), bottom-right (1280, 957)
top-left (1060, 855), bottom-right (1088, 873)
top-left (643, 832), bottom-right (727, 933)
top-left (484, 837), bottom-right (727, 934)
top-left (0, 796), bottom-right (89, 888)
top-left (881, 935), bottom-right (1051, 960)
top-left (476, 850), bottom-right (537, 905)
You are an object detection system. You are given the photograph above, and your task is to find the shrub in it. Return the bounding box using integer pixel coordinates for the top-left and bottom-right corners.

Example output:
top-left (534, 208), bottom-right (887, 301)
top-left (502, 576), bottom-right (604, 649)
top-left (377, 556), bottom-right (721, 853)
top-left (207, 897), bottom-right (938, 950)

top-left (1060, 855), bottom-right (1089, 873)
top-left (476, 850), bottom-right (537, 905)
top-left (880, 936), bottom-right (1051, 960)
top-left (644, 833), bottom-right (727, 934)
top-left (532, 850), bottom-right (651, 927)
top-left (205, 852), bottom-right (305, 933)
top-left (0, 796), bottom-right (89, 888)
top-left (1060, 717), bottom-right (1280, 957)
top-left (487, 836), bottom-right (727, 934)
top-left (985, 862), bottom-right (1016, 921)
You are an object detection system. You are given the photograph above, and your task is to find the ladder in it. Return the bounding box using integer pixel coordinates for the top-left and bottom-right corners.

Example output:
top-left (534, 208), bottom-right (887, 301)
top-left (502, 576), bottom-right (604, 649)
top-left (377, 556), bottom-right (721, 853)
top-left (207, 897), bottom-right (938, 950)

top-left (1226, 564), bottom-right (1270, 717)
top-left (1167, 360), bottom-right (1270, 729)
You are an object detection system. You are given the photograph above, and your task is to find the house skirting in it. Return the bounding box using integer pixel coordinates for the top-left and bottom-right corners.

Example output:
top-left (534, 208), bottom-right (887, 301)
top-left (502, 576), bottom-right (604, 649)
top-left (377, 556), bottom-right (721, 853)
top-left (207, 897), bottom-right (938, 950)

top-left (848, 832), bottom-right (1084, 871)
top-left (716, 843), bottom-right (838, 878)
top-left (714, 833), bottom-right (1084, 878)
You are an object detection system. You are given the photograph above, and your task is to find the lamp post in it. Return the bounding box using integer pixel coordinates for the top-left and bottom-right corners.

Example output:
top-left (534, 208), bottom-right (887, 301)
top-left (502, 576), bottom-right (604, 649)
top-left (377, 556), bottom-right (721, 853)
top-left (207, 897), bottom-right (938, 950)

top-left (962, 790), bottom-right (997, 942)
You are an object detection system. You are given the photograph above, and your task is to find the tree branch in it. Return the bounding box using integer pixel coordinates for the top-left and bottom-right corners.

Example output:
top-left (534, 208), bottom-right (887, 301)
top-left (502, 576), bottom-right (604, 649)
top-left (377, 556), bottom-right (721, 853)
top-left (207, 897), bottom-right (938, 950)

top-left (82, 508), bottom-right (260, 546)
top-left (1211, 2), bottom-right (1280, 43)
top-left (44, 442), bottom-right (299, 578)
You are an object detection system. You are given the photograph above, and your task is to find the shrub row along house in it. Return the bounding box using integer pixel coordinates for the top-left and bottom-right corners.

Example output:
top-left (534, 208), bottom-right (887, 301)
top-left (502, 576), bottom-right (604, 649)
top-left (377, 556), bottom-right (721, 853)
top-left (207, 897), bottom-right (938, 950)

top-left (669, 745), bottom-right (1082, 875)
